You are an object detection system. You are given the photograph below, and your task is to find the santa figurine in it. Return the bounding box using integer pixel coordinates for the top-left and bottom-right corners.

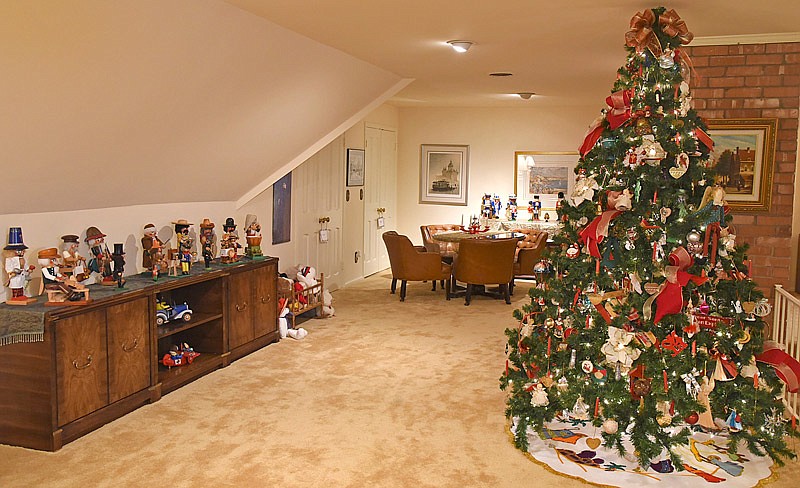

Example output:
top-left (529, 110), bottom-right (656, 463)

top-left (244, 214), bottom-right (263, 259)
top-left (85, 226), bottom-right (115, 285)
top-left (3, 227), bottom-right (36, 305)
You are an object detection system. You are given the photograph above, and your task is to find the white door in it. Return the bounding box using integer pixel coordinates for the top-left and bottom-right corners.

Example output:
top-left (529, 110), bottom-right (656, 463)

top-left (292, 136), bottom-right (344, 289)
top-left (363, 126), bottom-right (396, 276)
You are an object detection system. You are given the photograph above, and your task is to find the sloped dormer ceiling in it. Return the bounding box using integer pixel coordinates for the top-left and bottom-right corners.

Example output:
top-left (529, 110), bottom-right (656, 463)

top-left (0, 0), bottom-right (404, 214)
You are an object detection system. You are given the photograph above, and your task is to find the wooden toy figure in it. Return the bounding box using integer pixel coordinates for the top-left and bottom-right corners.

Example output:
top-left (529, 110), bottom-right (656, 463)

top-left (141, 223), bottom-right (165, 272)
top-left (3, 227), bottom-right (36, 305)
top-left (85, 226), bottom-right (115, 285)
top-left (172, 219), bottom-right (195, 275)
top-left (111, 243), bottom-right (126, 288)
top-left (149, 241), bottom-right (167, 281)
top-left (491, 195), bottom-right (502, 219)
top-left (481, 193), bottom-right (493, 219)
top-left (220, 217), bottom-right (241, 264)
top-left (530, 195), bottom-right (541, 221)
top-left (199, 218), bottom-right (217, 269)
top-left (38, 247), bottom-right (89, 305)
top-left (506, 195), bottom-right (518, 221)
top-left (244, 214), bottom-right (263, 259)
top-left (60, 234), bottom-right (89, 282)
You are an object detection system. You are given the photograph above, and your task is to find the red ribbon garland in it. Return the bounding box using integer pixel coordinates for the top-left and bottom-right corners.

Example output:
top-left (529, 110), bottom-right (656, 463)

top-left (756, 341), bottom-right (800, 393)
top-left (579, 210), bottom-right (622, 258)
top-left (606, 89), bottom-right (633, 130)
top-left (651, 247), bottom-right (708, 323)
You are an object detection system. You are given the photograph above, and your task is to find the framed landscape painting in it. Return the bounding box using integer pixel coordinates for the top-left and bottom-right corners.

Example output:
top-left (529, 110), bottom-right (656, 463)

top-left (419, 144), bottom-right (469, 205)
top-left (707, 118), bottom-right (776, 212)
top-left (513, 152), bottom-right (578, 210)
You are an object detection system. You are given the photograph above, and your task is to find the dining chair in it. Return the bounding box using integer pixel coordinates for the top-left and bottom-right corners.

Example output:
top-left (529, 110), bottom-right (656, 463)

top-left (510, 230), bottom-right (548, 294)
top-left (452, 237), bottom-right (517, 305)
top-left (382, 231), bottom-right (451, 301)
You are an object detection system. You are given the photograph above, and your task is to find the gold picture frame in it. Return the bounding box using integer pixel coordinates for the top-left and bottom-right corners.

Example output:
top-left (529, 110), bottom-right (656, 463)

top-left (707, 118), bottom-right (777, 212)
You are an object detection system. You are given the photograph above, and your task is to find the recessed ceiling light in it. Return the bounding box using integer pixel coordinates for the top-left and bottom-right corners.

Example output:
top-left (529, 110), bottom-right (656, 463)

top-left (517, 92), bottom-right (535, 100)
top-left (447, 40), bottom-right (473, 53)
top-left (489, 72), bottom-right (513, 77)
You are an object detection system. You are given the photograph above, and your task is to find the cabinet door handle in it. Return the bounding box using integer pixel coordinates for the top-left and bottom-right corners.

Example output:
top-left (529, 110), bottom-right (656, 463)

top-left (122, 338), bottom-right (139, 352)
top-left (260, 295), bottom-right (270, 304)
top-left (72, 355), bottom-right (93, 370)
top-left (236, 302), bottom-right (248, 312)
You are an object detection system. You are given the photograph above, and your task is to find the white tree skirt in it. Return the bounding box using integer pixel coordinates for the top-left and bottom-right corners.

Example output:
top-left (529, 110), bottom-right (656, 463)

top-left (511, 417), bottom-right (776, 487)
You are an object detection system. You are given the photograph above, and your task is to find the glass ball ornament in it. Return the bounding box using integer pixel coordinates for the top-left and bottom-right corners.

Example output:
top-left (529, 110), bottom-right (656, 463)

top-left (685, 412), bottom-right (699, 425)
top-left (659, 50), bottom-right (675, 69)
top-left (602, 418), bottom-right (619, 434)
top-left (633, 378), bottom-right (652, 397)
top-left (687, 229), bottom-right (703, 254)
top-left (635, 118), bottom-right (653, 135)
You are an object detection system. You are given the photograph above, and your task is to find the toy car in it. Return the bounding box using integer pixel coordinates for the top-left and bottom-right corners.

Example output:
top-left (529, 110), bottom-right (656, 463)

top-left (160, 343), bottom-right (200, 368)
top-left (155, 300), bottom-right (192, 325)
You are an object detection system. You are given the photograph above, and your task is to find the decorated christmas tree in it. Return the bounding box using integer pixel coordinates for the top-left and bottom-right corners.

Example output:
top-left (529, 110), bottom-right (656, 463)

top-left (501, 6), bottom-right (799, 470)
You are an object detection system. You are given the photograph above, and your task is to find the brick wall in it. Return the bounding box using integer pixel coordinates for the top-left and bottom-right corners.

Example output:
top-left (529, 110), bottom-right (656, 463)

top-left (685, 42), bottom-right (800, 297)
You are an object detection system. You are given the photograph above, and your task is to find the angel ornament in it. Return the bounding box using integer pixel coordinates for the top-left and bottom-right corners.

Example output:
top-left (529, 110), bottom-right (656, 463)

top-left (530, 383), bottom-right (550, 407)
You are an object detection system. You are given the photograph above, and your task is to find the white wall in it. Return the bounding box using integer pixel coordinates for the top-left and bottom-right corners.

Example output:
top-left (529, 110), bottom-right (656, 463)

top-left (395, 106), bottom-right (597, 242)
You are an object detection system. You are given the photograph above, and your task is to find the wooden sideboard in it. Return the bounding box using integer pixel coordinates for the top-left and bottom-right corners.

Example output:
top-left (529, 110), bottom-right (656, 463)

top-left (0, 257), bottom-right (277, 451)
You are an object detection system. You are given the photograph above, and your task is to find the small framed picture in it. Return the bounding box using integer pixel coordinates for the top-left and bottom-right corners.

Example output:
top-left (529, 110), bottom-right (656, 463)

top-left (346, 148), bottom-right (365, 187)
top-left (419, 144), bottom-right (469, 206)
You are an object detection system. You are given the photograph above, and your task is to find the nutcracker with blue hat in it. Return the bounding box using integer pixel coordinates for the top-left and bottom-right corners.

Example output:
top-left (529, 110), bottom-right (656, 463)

top-left (3, 227), bottom-right (37, 305)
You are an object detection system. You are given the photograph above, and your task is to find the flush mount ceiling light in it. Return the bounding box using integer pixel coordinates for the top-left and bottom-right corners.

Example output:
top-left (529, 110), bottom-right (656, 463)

top-left (447, 40), bottom-right (473, 53)
top-left (517, 92), bottom-right (535, 100)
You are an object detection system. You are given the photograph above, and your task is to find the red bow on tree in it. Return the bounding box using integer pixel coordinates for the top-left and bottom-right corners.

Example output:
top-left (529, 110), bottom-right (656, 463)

top-left (644, 246), bottom-right (708, 323)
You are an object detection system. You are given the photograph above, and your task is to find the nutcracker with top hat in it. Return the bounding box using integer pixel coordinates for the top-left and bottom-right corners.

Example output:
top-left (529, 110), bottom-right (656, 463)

top-left (85, 226), bottom-right (115, 285)
top-left (111, 243), bottom-right (126, 288)
top-left (244, 214), bottom-right (263, 259)
top-left (3, 227), bottom-right (36, 305)
top-left (172, 219), bottom-right (195, 275)
top-left (141, 223), bottom-right (165, 272)
top-left (199, 218), bottom-right (217, 269)
top-left (60, 234), bottom-right (89, 282)
top-left (220, 217), bottom-right (242, 264)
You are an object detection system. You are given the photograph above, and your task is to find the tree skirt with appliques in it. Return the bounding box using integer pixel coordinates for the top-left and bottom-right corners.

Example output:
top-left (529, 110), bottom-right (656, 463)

top-left (510, 416), bottom-right (777, 487)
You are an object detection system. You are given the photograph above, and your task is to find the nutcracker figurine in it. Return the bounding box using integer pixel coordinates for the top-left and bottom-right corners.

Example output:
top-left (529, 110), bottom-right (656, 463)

top-left (38, 247), bottom-right (89, 304)
top-left (199, 218), bottom-right (217, 269)
top-left (3, 227), bottom-right (36, 305)
top-left (111, 243), bottom-right (126, 288)
top-left (506, 195), bottom-right (518, 221)
top-left (220, 217), bottom-right (241, 264)
top-left (491, 195), bottom-right (502, 219)
top-left (85, 226), bottom-right (115, 285)
top-left (244, 214), bottom-right (263, 259)
top-left (60, 234), bottom-right (89, 283)
top-left (529, 195), bottom-right (541, 221)
top-left (141, 223), bottom-right (165, 272)
top-left (172, 219), bottom-right (195, 275)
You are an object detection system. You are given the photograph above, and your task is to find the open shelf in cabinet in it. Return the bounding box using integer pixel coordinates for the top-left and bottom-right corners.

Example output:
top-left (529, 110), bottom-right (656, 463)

top-left (158, 353), bottom-right (224, 393)
top-left (157, 312), bottom-right (224, 339)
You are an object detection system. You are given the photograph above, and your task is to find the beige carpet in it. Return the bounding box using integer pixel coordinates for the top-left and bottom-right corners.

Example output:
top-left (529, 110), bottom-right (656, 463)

top-left (0, 271), bottom-right (798, 487)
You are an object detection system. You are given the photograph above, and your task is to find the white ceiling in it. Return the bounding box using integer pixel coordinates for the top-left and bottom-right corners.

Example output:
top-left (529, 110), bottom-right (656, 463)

top-left (227, 0), bottom-right (800, 108)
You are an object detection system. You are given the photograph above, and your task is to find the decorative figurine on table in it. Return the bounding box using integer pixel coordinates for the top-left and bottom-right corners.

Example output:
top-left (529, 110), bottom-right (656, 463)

top-left (3, 227), bottom-right (36, 305)
top-left (167, 250), bottom-right (180, 277)
top-left (38, 248), bottom-right (89, 305)
top-left (220, 217), bottom-right (241, 264)
top-left (141, 223), bottom-right (165, 273)
top-left (155, 297), bottom-right (193, 325)
top-left (506, 195), bottom-right (518, 221)
top-left (543, 211), bottom-right (551, 222)
top-left (481, 193), bottom-right (493, 219)
top-left (111, 243), bottom-right (126, 288)
top-left (60, 234), bottom-right (89, 283)
top-left (529, 195), bottom-right (541, 221)
top-left (172, 219), bottom-right (195, 275)
top-left (244, 214), bottom-right (263, 259)
top-left (199, 218), bottom-right (217, 269)
top-left (460, 215), bottom-right (489, 234)
top-left (149, 241), bottom-right (167, 281)
top-left (491, 195), bottom-right (502, 219)
top-left (85, 226), bottom-right (115, 285)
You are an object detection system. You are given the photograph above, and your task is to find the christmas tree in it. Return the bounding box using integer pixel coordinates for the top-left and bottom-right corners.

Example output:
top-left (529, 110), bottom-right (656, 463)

top-left (501, 6), bottom-right (798, 468)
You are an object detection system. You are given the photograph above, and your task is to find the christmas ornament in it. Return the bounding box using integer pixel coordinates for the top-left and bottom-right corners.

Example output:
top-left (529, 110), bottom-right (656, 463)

top-left (660, 330), bottom-right (687, 357)
top-left (566, 244), bottom-right (580, 259)
top-left (601, 327), bottom-right (641, 375)
top-left (530, 383), bottom-right (550, 407)
top-left (586, 437), bottom-right (602, 450)
top-left (657, 401), bottom-right (673, 426)
top-left (644, 246), bottom-right (707, 324)
top-left (686, 229), bottom-right (703, 254)
top-left (725, 409), bottom-right (743, 432)
top-left (602, 418), bottom-right (619, 434)
top-left (635, 118), bottom-right (653, 135)
top-left (697, 376), bottom-right (718, 430)
top-left (643, 283), bottom-right (660, 295)
top-left (557, 376), bottom-right (569, 391)
top-left (572, 395), bottom-right (590, 420)
top-left (658, 49), bottom-right (675, 68)
top-left (754, 298), bottom-right (772, 317)
top-left (685, 412), bottom-right (699, 425)
top-left (632, 378), bottom-right (652, 397)
top-left (681, 369), bottom-right (701, 399)
top-left (571, 176), bottom-right (600, 206)
top-left (581, 360), bottom-right (594, 374)
top-left (636, 135), bottom-right (666, 164)
top-left (668, 166), bottom-right (687, 179)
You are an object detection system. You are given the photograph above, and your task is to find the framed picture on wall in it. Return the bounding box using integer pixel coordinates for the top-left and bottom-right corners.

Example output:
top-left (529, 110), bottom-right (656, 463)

top-left (272, 172), bottom-right (292, 244)
top-left (706, 118), bottom-right (777, 212)
top-left (346, 148), bottom-right (365, 187)
top-left (513, 152), bottom-right (578, 209)
top-left (419, 144), bottom-right (469, 205)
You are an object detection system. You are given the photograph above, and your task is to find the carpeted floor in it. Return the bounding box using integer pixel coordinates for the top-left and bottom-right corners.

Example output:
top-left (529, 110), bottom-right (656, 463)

top-left (0, 271), bottom-right (798, 487)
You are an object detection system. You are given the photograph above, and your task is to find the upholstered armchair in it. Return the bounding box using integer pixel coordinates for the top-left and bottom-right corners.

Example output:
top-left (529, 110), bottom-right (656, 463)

top-left (510, 230), bottom-right (548, 294)
top-left (453, 238), bottom-right (517, 305)
top-left (420, 224), bottom-right (462, 262)
top-left (382, 232), bottom-right (452, 302)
